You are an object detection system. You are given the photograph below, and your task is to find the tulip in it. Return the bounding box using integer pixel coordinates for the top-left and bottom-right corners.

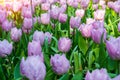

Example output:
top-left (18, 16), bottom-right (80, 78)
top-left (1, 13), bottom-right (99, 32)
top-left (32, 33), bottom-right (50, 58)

top-left (41, 13), bottom-right (50, 25)
top-left (50, 54), bottom-right (70, 75)
top-left (118, 22), bottom-right (120, 32)
top-left (2, 20), bottom-right (12, 32)
top-left (70, 16), bottom-right (81, 29)
top-left (92, 0), bottom-right (99, 4)
top-left (10, 27), bottom-right (22, 42)
top-left (20, 56), bottom-right (46, 80)
top-left (0, 39), bottom-right (13, 57)
top-left (91, 21), bottom-right (106, 44)
top-left (75, 9), bottom-right (85, 18)
top-left (45, 32), bottom-right (52, 44)
top-left (50, 7), bottom-right (60, 20)
top-left (80, 23), bottom-right (93, 38)
top-left (33, 30), bottom-right (45, 45)
top-left (80, 0), bottom-right (90, 9)
top-left (0, 9), bottom-right (7, 24)
top-left (58, 13), bottom-right (67, 23)
top-left (94, 9), bottom-right (105, 21)
top-left (112, 75), bottom-right (120, 80)
top-left (106, 37), bottom-right (120, 60)
top-left (28, 41), bottom-right (44, 62)
top-left (58, 37), bottom-right (72, 52)
top-left (41, 3), bottom-right (50, 11)
top-left (85, 68), bottom-right (110, 80)
top-left (23, 18), bottom-right (32, 30)
top-left (13, 1), bottom-right (22, 12)
top-left (86, 18), bottom-right (95, 24)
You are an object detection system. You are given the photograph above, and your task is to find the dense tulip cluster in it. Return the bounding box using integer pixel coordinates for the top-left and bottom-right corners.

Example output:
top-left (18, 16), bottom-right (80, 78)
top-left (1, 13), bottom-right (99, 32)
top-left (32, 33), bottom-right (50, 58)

top-left (0, 0), bottom-right (120, 80)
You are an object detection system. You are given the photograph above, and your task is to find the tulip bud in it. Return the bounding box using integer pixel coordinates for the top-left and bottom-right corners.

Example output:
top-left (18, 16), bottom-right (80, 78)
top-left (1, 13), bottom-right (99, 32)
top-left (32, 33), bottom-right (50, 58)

top-left (41, 3), bottom-right (50, 11)
top-left (91, 21), bottom-right (106, 44)
top-left (33, 30), bottom-right (45, 46)
top-left (86, 18), bottom-right (95, 24)
top-left (80, 0), bottom-right (90, 9)
top-left (106, 37), bottom-right (120, 60)
top-left (80, 24), bottom-right (93, 38)
top-left (10, 27), bottom-right (22, 42)
top-left (75, 9), bottom-right (85, 18)
top-left (0, 39), bottom-right (13, 57)
top-left (58, 37), bottom-right (72, 52)
top-left (50, 7), bottom-right (60, 20)
top-left (2, 20), bottom-right (12, 32)
top-left (23, 18), bottom-right (32, 30)
top-left (94, 9), bottom-right (105, 21)
top-left (70, 16), bottom-right (81, 29)
top-left (45, 32), bottom-right (52, 44)
top-left (41, 13), bottom-right (50, 25)
top-left (85, 68), bottom-right (110, 80)
top-left (50, 54), bottom-right (70, 75)
top-left (0, 9), bottom-right (7, 24)
top-left (58, 13), bottom-right (67, 23)
top-left (20, 56), bottom-right (46, 80)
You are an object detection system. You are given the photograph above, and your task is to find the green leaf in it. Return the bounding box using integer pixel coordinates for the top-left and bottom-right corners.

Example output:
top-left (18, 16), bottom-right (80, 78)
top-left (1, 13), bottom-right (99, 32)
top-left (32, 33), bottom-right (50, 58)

top-left (59, 73), bottom-right (69, 80)
top-left (72, 72), bottom-right (83, 80)
top-left (88, 51), bottom-right (95, 69)
top-left (0, 64), bottom-right (6, 80)
top-left (14, 62), bottom-right (22, 80)
top-left (45, 68), bottom-right (55, 80)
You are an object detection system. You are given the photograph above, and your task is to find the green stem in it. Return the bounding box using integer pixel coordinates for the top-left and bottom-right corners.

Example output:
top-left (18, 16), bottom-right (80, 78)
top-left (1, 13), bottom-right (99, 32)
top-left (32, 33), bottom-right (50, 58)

top-left (118, 61), bottom-right (120, 74)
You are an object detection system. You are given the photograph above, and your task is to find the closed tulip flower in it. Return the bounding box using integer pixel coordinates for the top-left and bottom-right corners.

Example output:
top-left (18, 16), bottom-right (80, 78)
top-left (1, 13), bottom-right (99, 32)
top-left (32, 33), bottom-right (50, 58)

top-left (50, 7), bottom-right (60, 20)
top-left (93, 0), bottom-right (99, 4)
top-left (112, 75), bottom-right (120, 80)
top-left (118, 22), bottom-right (120, 32)
top-left (50, 54), bottom-right (70, 75)
top-left (45, 32), bottom-right (52, 44)
top-left (41, 13), bottom-right (50, 25)
top-left (58, 37), bottom-right (71, 52)
top-left (80, 23), bottom-right (93, 38)
top-left (94, 9), bottom-right (105, 21)
top-left (75, 9), bottom-right (85, 18)
top-left (58, 13), bottom-right (67, 23)
top-left (85, 68), bottom-right (110, 80)
top-left (33, 30), bottom-right (45, 45)
top-left (13, 1), bottom-right (22, 12)
top-left (70, 16), bottom-right (81, 29)
top-left (91, 21), bottom-right (106, 44)
top-left (23, 18), bottom-right (32, 30)
top-left (28, 41), bottom-right (44, 62)
top-left (0, 9), bottom-right (7, 24)
top-left (41, 3), bottom-right (50, 11)
top-left (0, 39), bottom-right (13, 57)
top-left (2, 20), bottom-right (12, 32)
top-left (106, 37), bottom-right (120, 60)
top-left (80, 0), bottom-right (90, 9)
top-left (20, 56), bottom-right (46, 80)
top-left (10, 27), bottom-right (22, 42)
top-left (86, 18), bottom-right (95, 24)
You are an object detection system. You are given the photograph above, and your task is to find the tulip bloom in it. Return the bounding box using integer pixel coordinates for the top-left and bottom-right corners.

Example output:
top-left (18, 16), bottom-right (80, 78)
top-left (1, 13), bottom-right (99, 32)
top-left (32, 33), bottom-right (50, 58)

top-left (75, 9), bottom-right (85, 18)
top-left (94, 9), bottom-right (105, 21)
top-left (0, 40), bottom-right (13, 57)
top-left (20, 56), bottom-right (46, 80)
top-left (106, 37), bottom-right (120, 60)
top-left (45, 32), bottom-right (52, 44)
top-left (41, 13), bottom-right (50, 25)
top-left (2, 20), bottom-right (12, 32)
top-left (85, 68), bottom-right (110, 80)
top-left (58, 13), bottom-right (67, 23)
top-left (58, 37), bottom-right (72, 52)
top-left (50, 54), bottom-right (70, 75)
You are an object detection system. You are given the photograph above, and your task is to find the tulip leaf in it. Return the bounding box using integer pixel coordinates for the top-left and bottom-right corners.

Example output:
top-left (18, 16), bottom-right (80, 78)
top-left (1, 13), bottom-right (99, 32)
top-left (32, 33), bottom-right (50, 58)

top-left (72, 71), bottom-right (83, 80)
top-left (14, 62), bottom-right (22, 80)
top-left (58, 73), bottom-right (69, 80)
top-left (45, 68), bottom-right (55, 80)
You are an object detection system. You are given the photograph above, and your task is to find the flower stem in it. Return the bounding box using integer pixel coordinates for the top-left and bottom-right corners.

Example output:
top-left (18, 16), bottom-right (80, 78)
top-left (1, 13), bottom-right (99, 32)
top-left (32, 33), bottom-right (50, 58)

top-left (118, 61), bottom-right (120, 74)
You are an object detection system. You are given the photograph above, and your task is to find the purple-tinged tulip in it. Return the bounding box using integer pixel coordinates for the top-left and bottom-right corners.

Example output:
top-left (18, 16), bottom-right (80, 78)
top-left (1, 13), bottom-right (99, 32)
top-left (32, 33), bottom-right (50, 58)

top-left (106, 37), bottom-right (120, 60)
top-left (0, 9), bottom-right (7, 24)
top-left (91, 21), bottom-right (106, 44)
top-left (75, 9), bottom-right (85, 18)
top-left (28, 41), bottom-right (44, 62)
top-left (70, 16), bottom-right (81, 29)
top-left (118, 22), bottom-right (120, 32)
top-left (58, 37), bottom-right (71, 52)
top-left (41, 3), bottom-right (50, 11)
top-left (67, 0), bottom-right (73, 6)
top-left (20, 56), bottom-right (46, 80)
top-left (50, 54), bottom-right (70, 75)
top-left (10, 27), bottom-right (22, 42)
top-left (86, 18), bottom-right (95, 24)
top-left (59, 4), bottom-right (67, 13)
top-left (112, 75), bottom-right (120, 80)
top-left (80, 24), bottom-right (93, 38)
top-left (22, 27), bottom-right (31, 34)
top-left (80, 0), bottom-right (90, 9)
top-left (94, 9), bottom-right (105, 21)
top-left (92, 0), bottom-right (99, 4)
top-left (13, 1), bottom-right (22, 12)
top-left (72, 1), bottom-right (78, 8)
top-left (45, 32), bottom-right (52, 44)
top-left (107, 2), bottom-right (114, 9)
top-left (33, 30), bottom-right (45, 46)
top-left (50, 6), bottom-right (60, 20)
top-left (0, 39), bottom-right (13, 57)
top-left (58, 13), bottom-right (67, 23)
top-left (32, 0), bottom-right (41, 7)
top-left (2, 20), bottom-right (12, 32)
top-left (92, 4), bottom-right (98, 10)
top-left (41, 13), bottom-right (50, 25)
top-left (23, 18), bottom-right (32, 30)
top-left (60, 0), bottom-right (66, 5)
top-left (85, 68), bottom-right (110, 80)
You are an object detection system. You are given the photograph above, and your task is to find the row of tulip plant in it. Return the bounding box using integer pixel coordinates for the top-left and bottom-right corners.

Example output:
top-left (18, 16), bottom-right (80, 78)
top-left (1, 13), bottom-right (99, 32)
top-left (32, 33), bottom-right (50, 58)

top-left (0, 0), bottom-right (120, 80)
